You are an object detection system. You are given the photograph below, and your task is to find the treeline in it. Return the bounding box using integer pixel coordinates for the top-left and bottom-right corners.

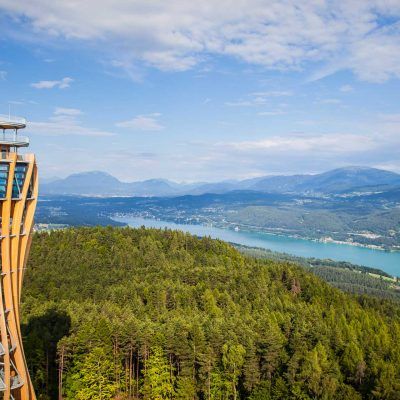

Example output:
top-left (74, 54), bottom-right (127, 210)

top-left (309, 259), bottom-right (394, 278)
top-left (227, 205), bottom-right (400, 250)
top-left (22, 227), bottom-right (400, 399)
top-left (236, 244), bottom-right (400, 300)
top-left (235, 244), bottom-right (393, 277)
top-left (312, 266), bottom-right (400, 301)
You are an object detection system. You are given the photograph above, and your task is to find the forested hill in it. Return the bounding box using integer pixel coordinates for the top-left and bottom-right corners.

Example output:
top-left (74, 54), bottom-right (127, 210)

top-left (22, 227), bottom-right (400, 399)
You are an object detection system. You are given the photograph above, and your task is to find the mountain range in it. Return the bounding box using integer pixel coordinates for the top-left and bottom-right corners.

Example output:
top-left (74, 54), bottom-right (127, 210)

top-left (40, 166), bottom-right (400, 197)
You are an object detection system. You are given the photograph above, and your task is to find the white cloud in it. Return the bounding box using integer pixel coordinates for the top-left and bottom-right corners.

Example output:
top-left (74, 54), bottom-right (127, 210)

top-left (251, 91), bottom-right (293, 97)
top-left (2, 1), bottom-right (400, 81)
top-left (135, 110), bottom-right (396, 179)
top-left (33, 123), bottom-right (400, 180)
top-left (199, 113), bottom-right (400, 176)
top-left (223, 134), bottom-right (377, 154)
top-left (340, 84), bottom-right (354, 92)
top-left (54, 107), bottom-right (82, 116)
top-left (31, 77), bottom-right (73, 89)
top-left (258, 110), bottom-right (286, 116)
top-left (348, 23), bottom-right (400, 83)
top-left (166, 127), bottom-right (397, 179)
top-left (30, 109), bottom-right (114, 136)
top-left (378, 113), bottom-right (400, 122)
top-left (116, 113), bottom-right (164, 131)
top-left (318, 98), bottom-right (341, 105)
top-left (164, 127), bottom-right (400, 179)
top-left (226, 90), bottom-right (293, 107)
top-left (225, 100), bottom-right (255, 107)
top-left (0, 70), bottom-right (6, 80)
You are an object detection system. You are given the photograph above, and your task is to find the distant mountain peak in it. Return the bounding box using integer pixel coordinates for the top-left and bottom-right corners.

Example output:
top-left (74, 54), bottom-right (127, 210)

top-left (68, 170), bottom-right (118, 179)
top-left (324, 166), bottom-right (389, 174)
top-left (41, 166), bottom-right (400, 197)
top-left (335, 166), bottom-right (373, 170)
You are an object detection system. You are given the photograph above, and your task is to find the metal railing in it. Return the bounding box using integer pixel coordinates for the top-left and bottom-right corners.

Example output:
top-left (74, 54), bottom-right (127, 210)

top-left (0, 132), bottom-right (29, 145)
top-left (0, 114), bottom-right (27, 126)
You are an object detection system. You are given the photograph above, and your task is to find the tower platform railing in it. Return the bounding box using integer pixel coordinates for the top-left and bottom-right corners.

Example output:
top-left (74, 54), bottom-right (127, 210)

top-left (0, 133), bottom-right (29, 148)
top-left (0, 115), bottom-right (27, 129)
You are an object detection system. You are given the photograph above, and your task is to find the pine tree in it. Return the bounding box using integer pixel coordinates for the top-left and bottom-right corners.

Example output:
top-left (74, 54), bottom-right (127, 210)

top-left (141, 346), bottom-right (175, 400)
top-left (68, 347), bottom-right (121, 400)
top-left (222, 343), bottom-right (246, 400)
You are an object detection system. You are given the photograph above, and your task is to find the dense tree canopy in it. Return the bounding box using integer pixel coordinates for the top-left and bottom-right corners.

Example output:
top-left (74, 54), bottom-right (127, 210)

top-left (22, 227), bottom-right (400, 399)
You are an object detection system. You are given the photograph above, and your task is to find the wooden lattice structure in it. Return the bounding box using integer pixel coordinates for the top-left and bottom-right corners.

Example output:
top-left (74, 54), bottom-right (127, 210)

top-left (0, 115), bottom-right (37, 400)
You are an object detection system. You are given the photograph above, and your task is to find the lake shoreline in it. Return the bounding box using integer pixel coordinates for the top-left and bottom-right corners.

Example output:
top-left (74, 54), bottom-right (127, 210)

top-left (112, 214), bottom-right (400, 276)
top-left (210, 221), bottom-right (396, 252)
top-left (112, 213), bottom-right (399, 253)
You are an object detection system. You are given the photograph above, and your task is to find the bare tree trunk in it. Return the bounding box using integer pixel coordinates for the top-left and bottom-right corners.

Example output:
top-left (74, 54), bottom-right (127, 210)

top-left (136, 349), bottom-right (140, 398)
top-left (169, 353), bottom-right (173, 400)
top-left (46, 350), bottom-right (49, 396)
top-left (129, 346), bottom-right (133, 398)
top-left (207, 360), bottom-right (211, 400)
top-left (58, 345), bottom-right (64, 400)
top-left (233, 367), bottom-right (237, 400)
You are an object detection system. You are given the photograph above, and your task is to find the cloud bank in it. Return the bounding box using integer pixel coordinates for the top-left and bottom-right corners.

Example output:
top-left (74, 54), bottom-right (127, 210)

top-left (1, 0), bottom-right (400, 80)
top-left (30, 108), bottom-right (114, 137)
top-left (116, 113), bottom-right (164, 131)
top-left (31, 77), bottom-right (73, 89)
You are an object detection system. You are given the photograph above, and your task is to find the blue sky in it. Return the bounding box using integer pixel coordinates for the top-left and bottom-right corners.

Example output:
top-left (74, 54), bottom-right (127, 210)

top-left (0, 1), bottom-right (400, 182)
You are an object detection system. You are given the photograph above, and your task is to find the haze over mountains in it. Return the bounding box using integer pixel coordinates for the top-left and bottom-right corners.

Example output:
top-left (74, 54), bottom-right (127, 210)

top-left (40, 166), bottom-right (400, 197)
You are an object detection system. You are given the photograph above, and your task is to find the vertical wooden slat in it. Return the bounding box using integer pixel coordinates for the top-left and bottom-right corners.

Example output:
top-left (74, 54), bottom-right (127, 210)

top-left (1, 153), bottom-right (17, 400)
top-left (11, 157), bottom-right (35, 400)
top-left (0, 152), bottom-right (38, 400)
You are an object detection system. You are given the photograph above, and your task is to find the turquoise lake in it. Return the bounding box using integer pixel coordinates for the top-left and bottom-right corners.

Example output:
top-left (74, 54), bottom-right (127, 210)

top-left (113, 216), bottom-right (400, 277)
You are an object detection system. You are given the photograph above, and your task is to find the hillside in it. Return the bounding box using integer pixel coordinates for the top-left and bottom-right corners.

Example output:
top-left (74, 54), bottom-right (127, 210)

top-left (249, 166), bottom-right (400, 194)
top-left (37, 186), bottom-right (400, 250)
top-left (235, 245), bottom-right (400, 301)
top-left (22, 227), bottom-right (400, 399)
top-left (40, 171), bottom-right (181, 197)
top-left (40, 166), bottom-right (400, 197)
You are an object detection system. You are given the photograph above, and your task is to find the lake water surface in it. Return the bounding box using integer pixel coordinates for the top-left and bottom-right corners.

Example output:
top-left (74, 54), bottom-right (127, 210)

top-left (113, 216), bottom-right (400, 277)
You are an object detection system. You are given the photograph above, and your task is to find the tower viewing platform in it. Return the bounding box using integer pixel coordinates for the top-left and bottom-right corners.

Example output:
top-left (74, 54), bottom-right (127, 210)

top-left (0, 114), bottom-right (38, 399)
top-left (0, 114), bottom-right (29, 147)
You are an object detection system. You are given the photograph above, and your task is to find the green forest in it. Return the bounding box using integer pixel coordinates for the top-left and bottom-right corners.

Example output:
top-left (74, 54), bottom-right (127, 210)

top-left (235, 245), bottom-right (400, 301)
top-left (22, 227), bottom-right (400, 399)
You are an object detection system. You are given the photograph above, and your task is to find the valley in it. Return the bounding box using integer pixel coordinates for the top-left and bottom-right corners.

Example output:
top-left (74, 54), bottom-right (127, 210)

top-left (37, 188), bottom-right (400, 250)
top-left (38, 166), bottom-right (400, 252)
